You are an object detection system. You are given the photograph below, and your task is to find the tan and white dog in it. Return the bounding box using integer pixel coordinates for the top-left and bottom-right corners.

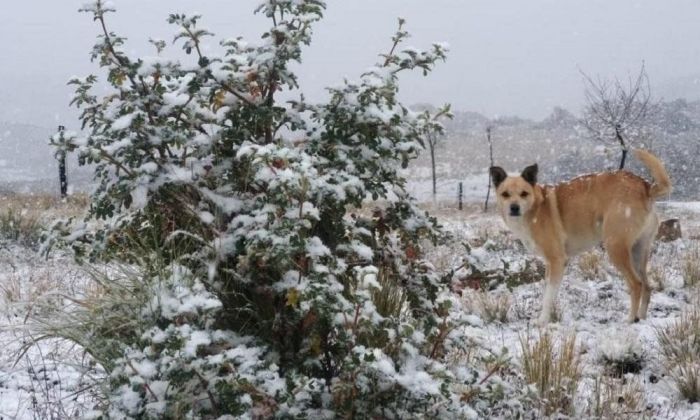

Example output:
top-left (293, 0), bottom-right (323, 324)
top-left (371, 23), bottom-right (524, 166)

top-left (490, 149), bottom-right (671, 325)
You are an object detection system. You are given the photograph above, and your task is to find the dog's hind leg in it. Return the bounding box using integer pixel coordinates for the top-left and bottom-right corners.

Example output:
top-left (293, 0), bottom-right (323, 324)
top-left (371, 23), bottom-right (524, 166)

top-left (631, 238), bottom-right (651, 319)
top-left (537, 256), bottom-right (566, 326)
top-left (606, 238), bottom-right (644, 323)
top-left (634, 214), bottom-right (659, 319)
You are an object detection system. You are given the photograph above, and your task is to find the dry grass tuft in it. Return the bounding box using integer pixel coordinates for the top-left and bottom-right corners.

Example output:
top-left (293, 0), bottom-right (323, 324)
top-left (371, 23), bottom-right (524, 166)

top-left (0, 193), bottom-right (88, 248)
top-left (681, 243), bottom-right (700, 287)
top-left (0, 192), bottom-right (88, 211)
top-left (671, 362), bottom-right (700, 403)
top-left (587, 376), bottom-right (647, 419)
top-left (0, 208), bottom-right (42, 246)
top-left (370, 266), bottom-right (407, 319)
top-left (578, 250), bottom-right (604, 281)
top-left (520, 331), bottom-right (582, 416)
top-left (0, 268), bottom-right (77, 319)
top-left (656, 308), bottom-right (700, 402)
top-left (0, 193), bottom-right (88, 221)
top-left (470, 290), bottom-right (511, 323)
top-left (648, 265), bottom-right (666, 291)
top-left (0, 272), bottom-right (56, 307)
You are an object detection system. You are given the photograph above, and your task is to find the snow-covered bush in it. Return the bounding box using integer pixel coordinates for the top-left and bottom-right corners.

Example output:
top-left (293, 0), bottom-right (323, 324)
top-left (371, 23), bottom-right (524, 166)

top-left (450, 240), bottom-right (545, 292)
top-left (100, 267), bottom-right (290, 418)
top-left (597, 329), bottom-right (645, 377)
top-left (40, 1), bottom-right (526, 417)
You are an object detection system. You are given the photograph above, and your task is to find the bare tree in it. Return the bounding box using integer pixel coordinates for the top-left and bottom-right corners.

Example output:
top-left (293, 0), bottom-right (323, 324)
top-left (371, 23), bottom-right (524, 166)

top-left (484, 125), bottom-right (494, 212)
top-left (581, 63), bottom-right (658, 169)
top-left (418, 105), bottom-right (452, 202)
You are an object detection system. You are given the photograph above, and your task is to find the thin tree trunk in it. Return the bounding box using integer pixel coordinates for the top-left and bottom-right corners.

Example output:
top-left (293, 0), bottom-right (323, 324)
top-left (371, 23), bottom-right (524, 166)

top-left (430, 142), bottom-right (437, 201)
top-left (615, 125), bottom-right (627, 170)
top-left (484, 126), bottom-right (494, 212)
top-left (619, 149), bottom-right (628, 170)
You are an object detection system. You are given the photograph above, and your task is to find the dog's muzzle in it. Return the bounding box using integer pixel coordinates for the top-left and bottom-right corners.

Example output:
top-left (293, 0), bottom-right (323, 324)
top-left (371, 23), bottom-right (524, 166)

top-left (509, 204), bottom-right (521, 216)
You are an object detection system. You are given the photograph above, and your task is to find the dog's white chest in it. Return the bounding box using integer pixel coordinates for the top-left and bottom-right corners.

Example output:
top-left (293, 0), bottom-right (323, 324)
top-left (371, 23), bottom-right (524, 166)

top-left (505, 218), bottom-right (540, 255)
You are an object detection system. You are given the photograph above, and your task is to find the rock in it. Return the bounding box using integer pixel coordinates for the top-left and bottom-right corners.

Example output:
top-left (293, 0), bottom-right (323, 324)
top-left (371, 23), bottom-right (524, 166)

top-left (657, 218), bottom-right (682, 242)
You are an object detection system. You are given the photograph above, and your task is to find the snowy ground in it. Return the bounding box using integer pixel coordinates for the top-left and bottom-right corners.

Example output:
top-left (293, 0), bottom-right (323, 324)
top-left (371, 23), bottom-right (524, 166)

top-left (1, 195), bottom-right (700, 418)
top-left (0, 196), bottom-right (99, 419)
top-left (0, 244), bottom-right (98, 418)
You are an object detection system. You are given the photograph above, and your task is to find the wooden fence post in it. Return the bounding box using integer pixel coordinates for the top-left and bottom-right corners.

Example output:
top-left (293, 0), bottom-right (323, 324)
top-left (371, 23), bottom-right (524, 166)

top-left (458, 182), bottom-right (463, 210)
top-left (484, 126), bottom-right (494, 212)
top-left (57, 125), bottom-right (68, 198)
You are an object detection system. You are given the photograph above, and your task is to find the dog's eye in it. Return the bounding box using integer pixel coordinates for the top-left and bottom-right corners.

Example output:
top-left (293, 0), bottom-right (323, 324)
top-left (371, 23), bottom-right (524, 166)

top-left (501, 192), bottom-right (511, 198)
top-left (520, 191), bottom-right (529, 198)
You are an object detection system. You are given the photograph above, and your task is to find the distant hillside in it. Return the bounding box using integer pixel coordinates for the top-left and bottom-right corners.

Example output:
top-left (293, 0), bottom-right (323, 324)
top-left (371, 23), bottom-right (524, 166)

top-left (2, 97), bottom-right (700, 200)
top-left (409, 100), bottom-right (700, 201)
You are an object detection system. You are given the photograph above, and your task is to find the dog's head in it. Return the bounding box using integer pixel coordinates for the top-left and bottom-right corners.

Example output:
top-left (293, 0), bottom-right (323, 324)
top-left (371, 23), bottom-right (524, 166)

top-left (490, 164), bottom-right (538, 217)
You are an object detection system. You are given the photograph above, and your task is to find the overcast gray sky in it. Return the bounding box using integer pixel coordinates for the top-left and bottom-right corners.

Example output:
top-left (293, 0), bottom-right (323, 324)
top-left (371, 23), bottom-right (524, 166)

top-left (2, 0), bottom-right (700, 128)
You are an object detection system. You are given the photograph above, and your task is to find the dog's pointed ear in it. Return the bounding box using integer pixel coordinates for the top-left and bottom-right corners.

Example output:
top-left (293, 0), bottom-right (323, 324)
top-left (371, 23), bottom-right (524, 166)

top-left (490, 166), bottom-right (507, 188)
top-left (521, 164), bottom-right (538, 186)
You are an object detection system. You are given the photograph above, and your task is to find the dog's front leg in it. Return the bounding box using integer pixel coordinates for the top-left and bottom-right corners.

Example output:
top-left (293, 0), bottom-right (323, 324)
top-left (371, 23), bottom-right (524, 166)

top-left (536, 257), bottom-right (566, 326)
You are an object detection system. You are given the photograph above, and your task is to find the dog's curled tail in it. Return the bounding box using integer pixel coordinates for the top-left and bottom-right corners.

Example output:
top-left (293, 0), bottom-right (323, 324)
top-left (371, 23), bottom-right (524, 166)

top-left (634, 149), bottom-right (671, 199)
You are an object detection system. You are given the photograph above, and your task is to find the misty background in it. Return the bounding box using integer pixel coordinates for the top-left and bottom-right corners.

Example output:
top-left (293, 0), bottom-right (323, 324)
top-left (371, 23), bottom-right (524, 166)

top-left (1, 0), bottom-right (699, 194)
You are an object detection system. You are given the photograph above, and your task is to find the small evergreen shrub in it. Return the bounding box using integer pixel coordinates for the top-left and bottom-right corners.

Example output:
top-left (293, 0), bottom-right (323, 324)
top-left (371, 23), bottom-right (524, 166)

top-left (598, 330), bottom-right (645, 377)
top-left (36, 1), bottom-right (526, 417)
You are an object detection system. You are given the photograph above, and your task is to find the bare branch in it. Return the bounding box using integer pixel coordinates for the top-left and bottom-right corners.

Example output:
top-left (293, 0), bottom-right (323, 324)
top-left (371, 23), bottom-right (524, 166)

top-left (580, 63), bottom-right (658, 168)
